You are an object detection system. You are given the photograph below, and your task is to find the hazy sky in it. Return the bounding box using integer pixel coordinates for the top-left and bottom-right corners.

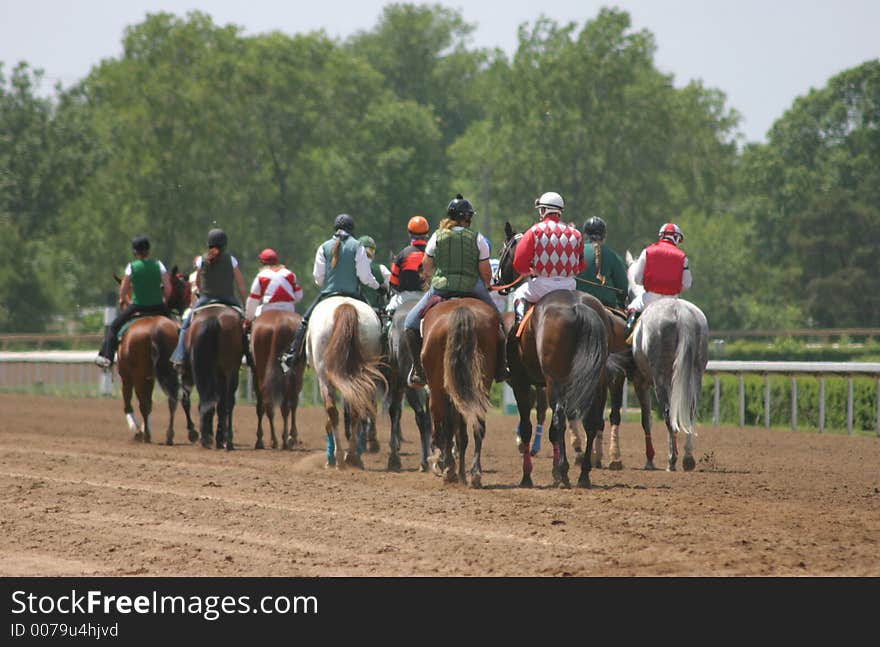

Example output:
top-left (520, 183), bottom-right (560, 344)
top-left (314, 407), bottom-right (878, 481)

top-left (2, 0), bottom-right (878, 143)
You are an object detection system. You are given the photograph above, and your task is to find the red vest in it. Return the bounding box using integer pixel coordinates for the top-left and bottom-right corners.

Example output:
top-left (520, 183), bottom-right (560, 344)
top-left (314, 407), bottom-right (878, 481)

top-left (517, 216), bottom-right (584, 277)
top-left (643, 240), bottom-right (685, 295)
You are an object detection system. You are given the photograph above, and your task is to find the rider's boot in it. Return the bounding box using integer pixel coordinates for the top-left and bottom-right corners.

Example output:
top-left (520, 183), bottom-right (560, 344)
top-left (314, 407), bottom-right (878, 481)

top-left (624, 309), bottom-right (639, 341)
top-left (281, 319), bottom-right (308, 374)
top-left (404, 328), bottom-right (426, 388)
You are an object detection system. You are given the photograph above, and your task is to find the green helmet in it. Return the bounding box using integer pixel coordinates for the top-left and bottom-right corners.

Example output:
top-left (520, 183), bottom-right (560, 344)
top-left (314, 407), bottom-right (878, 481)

top-left (358, 235), bottom-right (376, 253)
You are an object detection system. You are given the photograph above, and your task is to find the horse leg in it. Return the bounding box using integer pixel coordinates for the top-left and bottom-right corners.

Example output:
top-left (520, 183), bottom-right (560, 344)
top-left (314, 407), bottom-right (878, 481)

top-left (254, 390), bottom-right (266, 450)
top-left (606, 373), bottom-right (624, 470)
top-left (568, 417), bottom-right (585, 466)
top-left (225, 373), bottom-right (237, 452)
top-left (510, 379), bottom-right (534, 487)
top-left (456, 411), bottom-right (468, 485)
top-left (267, 401), bottom-right (278, 450)
top-left (366, 415), bottom-right (380, 454)
top-left (415, 390), bottom-right (433, 472)
top-left (578, 395), bottom-right (606, 488)
top-left (165, 387), bottom-right (178, 446)
top-left (439, 398), bottom-right (457, 483)
top-left (531, 386), bottom-right (546, 457)
top-left (469, 418), bottom-right (485, 489)
top-left (549, 394), bottom-right (571, 489)
top-left (135, 380), bottom-right (154, 444)
top-left (181, 386), bottom-right (198, 443)
top-left (215, 379), bottom-right (227, 450)
top-left (344, 413), bottom-right (366, 469)
top-left (635, 379), bottom-right (656, 470)
top-left (200, 405), bottom-right (214, 449)
top-left (122, 378), bottom-right (141, 441)
top-left (664, 407), bottom-right (678, 471)
top-left (321, 383), bottom-right (342, 468)
top-left (387, 385), bottom-right (404, 472)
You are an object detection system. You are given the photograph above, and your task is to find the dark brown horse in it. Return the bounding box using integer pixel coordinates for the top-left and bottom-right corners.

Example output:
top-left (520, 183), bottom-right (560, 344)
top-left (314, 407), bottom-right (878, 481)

top-left (249, 308), bottom-right (305, 450)
top-left (115, 268), bottom-right (196, 444)
top-left (422, 298), bottom-right (500, 488)
top-left (495, 224), bottom-right (611, 488)
top-left (183, 304), bottom-right (245, 450)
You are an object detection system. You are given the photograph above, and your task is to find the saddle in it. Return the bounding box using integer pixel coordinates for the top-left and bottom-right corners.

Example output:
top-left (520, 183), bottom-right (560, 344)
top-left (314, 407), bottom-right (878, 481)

top-left (116, 312), bottom-right (173, 341)
top-left (192, 301), bottom-right (244, 318)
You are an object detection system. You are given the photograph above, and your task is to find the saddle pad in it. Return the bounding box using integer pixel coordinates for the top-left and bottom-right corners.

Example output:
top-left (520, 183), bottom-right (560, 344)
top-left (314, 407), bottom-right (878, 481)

top-left (116, 313), bottom-right (164, 341)
top-left (515, 305), bottom-right (536, 339)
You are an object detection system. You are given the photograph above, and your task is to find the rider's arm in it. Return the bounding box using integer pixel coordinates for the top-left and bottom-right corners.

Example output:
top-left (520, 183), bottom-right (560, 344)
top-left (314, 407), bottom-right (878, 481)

top-left (244, 273), bottom-right (263, 320)
top-left (355, 246), bottom-right (381, 289)
top-left (631, 249), bottom-right (647, 285)
top-left (681, 257), bottom-right (692, 291)
top-left (233, 265), bottom-right (248, 304)
top-left (313, 246), bottom-right (326, 288)
top-left (421, 255), bottom-right (435, 281)
top-left (478, 259), bottom-right (492, 287)
top-left (118, 275), bottom-right (132, 309)
top-left (512, 229), bottom-right (535, 275)
top-left (161, 272), bottom-right (173, 301)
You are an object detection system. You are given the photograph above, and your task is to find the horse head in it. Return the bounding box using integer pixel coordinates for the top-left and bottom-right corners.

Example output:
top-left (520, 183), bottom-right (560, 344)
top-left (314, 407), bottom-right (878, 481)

top-left (493, 221), bottom-right (523, 295)
top-left (167, 265), bottom-right (190, 316)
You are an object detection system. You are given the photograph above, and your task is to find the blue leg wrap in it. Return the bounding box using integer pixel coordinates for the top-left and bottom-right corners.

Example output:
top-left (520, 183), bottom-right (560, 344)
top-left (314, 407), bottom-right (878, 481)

top-left (326, 433), bottom-right (336, 465)
top-left (531, 424), bottom-right (543, 456)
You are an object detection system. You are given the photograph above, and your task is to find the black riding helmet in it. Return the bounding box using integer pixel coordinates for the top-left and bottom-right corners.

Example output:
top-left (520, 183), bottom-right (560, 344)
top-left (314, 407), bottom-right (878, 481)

top-left (582, 216), bottom-right (606, 241)
top-left (447, 194), bottom-right (475, 220)
top-left (131, 235), bottom-right (150, 253)
top-left (334, 213), bottom-right (355, 233)
top-left (207, 228), bottom-right (227, 249)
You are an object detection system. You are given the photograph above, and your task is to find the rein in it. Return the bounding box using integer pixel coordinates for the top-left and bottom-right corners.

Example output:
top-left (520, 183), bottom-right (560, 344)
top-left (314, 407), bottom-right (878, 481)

top-left (490, 273), bottom-right (526, 293)
top-left (575, 276), bottom-right (628, 295)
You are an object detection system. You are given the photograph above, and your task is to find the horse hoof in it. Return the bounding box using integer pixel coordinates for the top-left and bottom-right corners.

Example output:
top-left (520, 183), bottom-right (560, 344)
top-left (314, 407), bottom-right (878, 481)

top-left (270, 439), bottom-right (278, 449)
top-left (419, 461), bottom-right (428, 473)
top-left (188, 429), bottom-right (199, 443)
top-left (143, 434), bottom-right (151, 444)
top-left (609, 460), bottom-right (623, 471)
top-left (443, 469), bottom-right (458, 484)
top-left (367, 439), bottom-right (381, 454)
top-left (577, 476), bottom-right (591, 489)
top-left (683, 456), bottom-right (696, 472)
top-left (226, 444), bottom-right (234, 452)
top-left (255, 440), bottom-right (264, 450)
top-left (165, 438), bottom-right (174, 447)
top-left (644, 460), bottom-right (657, 471)
top-left (387, 455), bottom-right (402, 472)
top-left (324, 461), bottom-right (336, 469)
top-left (520, 474), bottom-right (533, 488)
top-left (469, 474), bottom-right (482, 489)
top-left (133, 431), bottom-right (144, 442)
top-left (285, 437), bottom-right (296, 450)
top-left (591, 456), bottom-right (603, 469)
top-left (344, 453), bottom-right (364, 469)
top-left (573, 451), bottom-right (584, 466)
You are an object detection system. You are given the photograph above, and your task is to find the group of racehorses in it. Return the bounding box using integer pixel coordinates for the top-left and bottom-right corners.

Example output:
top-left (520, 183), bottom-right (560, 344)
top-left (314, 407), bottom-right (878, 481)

top-left (110, 223), bottom-right (709, 489)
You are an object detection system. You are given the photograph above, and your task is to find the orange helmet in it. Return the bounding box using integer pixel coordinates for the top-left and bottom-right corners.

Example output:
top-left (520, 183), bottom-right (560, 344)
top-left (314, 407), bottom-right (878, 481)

top-left (407, 216), bottom-right (429, 235)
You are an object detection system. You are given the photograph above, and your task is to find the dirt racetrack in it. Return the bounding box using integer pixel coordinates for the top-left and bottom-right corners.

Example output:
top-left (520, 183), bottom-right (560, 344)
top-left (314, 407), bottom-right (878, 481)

top-left (1, 392), bottom-right (878, 577)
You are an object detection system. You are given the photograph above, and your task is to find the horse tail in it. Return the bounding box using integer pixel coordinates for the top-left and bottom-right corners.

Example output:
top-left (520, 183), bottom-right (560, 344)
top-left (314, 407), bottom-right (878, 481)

top-left (151, 323), bottom-right (179, 398)
top-left (262, 329), bottom-right (285, 406)
top-left (192, 316), bottom-right (221, 413)
top-left (324, 303), bottom-right (384, 421)
top-left (564, 303), bottom-right (608, 418)
top-left (443, 306), bottom-right (490, 428)
top-left (668, 306), bottom-right (704, 438)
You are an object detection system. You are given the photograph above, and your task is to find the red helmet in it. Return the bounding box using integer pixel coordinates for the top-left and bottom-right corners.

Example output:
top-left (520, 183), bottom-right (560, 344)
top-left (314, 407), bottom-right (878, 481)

top-left (258, 248), bottom-right (278, 265)
top-left (408, 215), bottom-right (429, 235)
top-left (658, 222), bottom-right (683, 245)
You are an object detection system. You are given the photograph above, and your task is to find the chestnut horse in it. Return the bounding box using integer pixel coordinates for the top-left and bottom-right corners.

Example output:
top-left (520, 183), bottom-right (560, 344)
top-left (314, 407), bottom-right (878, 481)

top-left (115, 268), bottom-right (196, 444)
top-left (250, 308), bottom-right (305, 450)
top-left (183, 304), bottom-right (245, 450)
top-left (307, 296), bottom-right (385, 469)
top-left (494, 224), bottom-right (611, 488)
top-left (422, 298), bottom-right (500, 488)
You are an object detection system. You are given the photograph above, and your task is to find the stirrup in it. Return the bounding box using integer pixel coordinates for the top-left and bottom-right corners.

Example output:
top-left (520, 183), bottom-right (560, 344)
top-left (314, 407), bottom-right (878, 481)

top-left (407, 365), bottom-right (426, 389)
top-left (94, 355), bottom-right (112, 369)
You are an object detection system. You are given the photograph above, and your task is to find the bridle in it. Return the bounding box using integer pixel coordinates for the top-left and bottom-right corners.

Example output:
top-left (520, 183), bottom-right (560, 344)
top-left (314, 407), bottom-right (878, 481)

top-left (491, 233), bottom-right (526, 295)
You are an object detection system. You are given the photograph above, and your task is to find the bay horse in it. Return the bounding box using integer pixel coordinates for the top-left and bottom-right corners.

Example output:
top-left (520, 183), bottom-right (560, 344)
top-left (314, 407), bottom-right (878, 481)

top-left (307, 296), bottom-right (386, 469)
top-left (503, 311), bottom-right (547, 457)
top-left (421, 298), bottom-right (499, 487)
top-left (495, 223), bottom-right (611, 488)
top-left (114, 267), bottom-right (197, 444)
top-left (386, 299), bottom-right (433, 472)
top-left (249, 308), bottom-right (305, 450)
top-left (184, 303), bottom-right (245, 450)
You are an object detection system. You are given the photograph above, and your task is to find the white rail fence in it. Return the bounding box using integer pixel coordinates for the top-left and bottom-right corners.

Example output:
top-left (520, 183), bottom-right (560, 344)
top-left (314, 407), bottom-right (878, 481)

top-left (2, 353), bottom-right (879, 436)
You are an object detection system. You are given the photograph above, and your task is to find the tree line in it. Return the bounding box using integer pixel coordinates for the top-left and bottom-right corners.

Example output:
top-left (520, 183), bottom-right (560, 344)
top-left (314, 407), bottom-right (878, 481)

top-left (1, 4), bottom-right (878, 332)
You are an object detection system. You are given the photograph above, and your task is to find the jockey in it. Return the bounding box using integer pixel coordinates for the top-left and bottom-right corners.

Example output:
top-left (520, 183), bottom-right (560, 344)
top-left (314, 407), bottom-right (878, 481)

top-left (576, 216), bottom-right (629, 310)
top-left (281, 213), bottom-right (381, 371)
top-left (358, 235), bottom-right (392, 311)
top-left (625, 222), bottom-right (693, 335)
top-left (511, 192), bottom-right (586, 327)
top-left (244, 248), bottom-right (304, 322)
top-left (403, 194), bottom-right (508, 387)
top-left (95, 235), bottom-right (172, 368)
top-left (385, 215), bottom-right (430, 316)
top-left (171, 228), bottom-right (248, 369)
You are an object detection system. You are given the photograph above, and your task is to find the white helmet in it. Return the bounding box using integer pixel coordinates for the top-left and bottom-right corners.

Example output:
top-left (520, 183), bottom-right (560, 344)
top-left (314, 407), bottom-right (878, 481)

top-left (535, 191), bottom-right (564, 215)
